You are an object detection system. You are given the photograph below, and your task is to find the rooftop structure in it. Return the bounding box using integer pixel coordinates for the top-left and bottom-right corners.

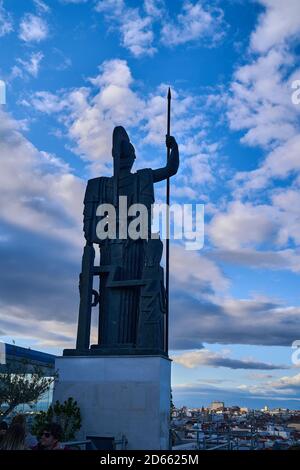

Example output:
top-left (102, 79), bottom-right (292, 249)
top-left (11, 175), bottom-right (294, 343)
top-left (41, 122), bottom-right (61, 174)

top-left (0, 341), bottom-right (56, 375)
top-left (210, 401), bottom-right (225, 411)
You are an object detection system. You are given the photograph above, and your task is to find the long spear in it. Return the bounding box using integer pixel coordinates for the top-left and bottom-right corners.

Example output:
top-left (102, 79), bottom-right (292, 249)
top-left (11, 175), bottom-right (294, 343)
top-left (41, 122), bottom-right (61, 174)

top-left (165, 87), bottom-right (171, 355)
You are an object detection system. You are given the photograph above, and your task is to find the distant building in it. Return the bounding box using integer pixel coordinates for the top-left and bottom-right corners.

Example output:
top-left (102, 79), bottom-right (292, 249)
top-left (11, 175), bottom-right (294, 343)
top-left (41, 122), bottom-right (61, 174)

top-left (0, 342), bottom-right (56, 414)
top-left (229, 406), bottom-right (241, 414)
top-left (270, 408), bottom-right (288, 415)
top-left (0, 342), bottom-right (55, 374)
top-left (262, 405), bottom-right (269, 412)
top-left (240, 407), bottom-right (249, 413)
top-left (210, 401), bottom-right (225, 411)
top-left (266, 425), bottom-right (292, 439)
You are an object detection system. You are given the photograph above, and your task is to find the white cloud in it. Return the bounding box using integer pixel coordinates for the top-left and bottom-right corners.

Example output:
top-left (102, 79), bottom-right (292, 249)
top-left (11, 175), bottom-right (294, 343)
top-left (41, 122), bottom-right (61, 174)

top-left (246, 372), bottom-right (275, 380)
top-left (172, 348), bottom-right (288, 370)
top-left (251, 0), bottom-right (300, 53)
top-left (61, 0), bottom-right (88, 3)
top-left (121, 12), bottom-right (156, 57)
top-left (231, 134), bottom-right (300, 196)
top-left (0, 110), bottom-right (84, 246)
top-left (171, 289), bottom-right (300, 348)
top-left (184, 154), bottom-right (215, 185)
top-left (143, 0), bottom-right (164, 18)
top-left (161, 0), bottom-right (225, 47)
top-left (227, 48), bottom-right (298, 149)
top-left (272, 188), bottom-right (300, 212)
top-left (30, 91), bottom-right (68, 114)
top-left (269, 373), bottom-right (300, 389)
top-left (17, 51), bottom-right (44, 78)
top-left (19, 13), bottom-right (48, 42)
top-left (209, 193), bottom-right (300, 252)
top-left (95, 0), bottom-right (124, 13)
top-left (226, 1), bottom-right (300, 196)
top-left (95, 0), bottom-right (225, 56)
top-left (29, 59), bottom-right (218, 184)
top-left (170, 244), bottom-right (230, 298)
top-left (0, 305), bottom-right (77, 350)
top-left (96, 0), bottom-right (156, 57)
top-left (215, 0), bottom-right (300, 291)
top-left (174, 370), bottom-right (300, 402)
top-left (209, 201), bottom-right (281, 250)
top-left (34, 0), bottom-right (51, 14)
top-left (0, 1), bottom-right (13, 37)
top-left (237, 372), bottom-right (300, 397)
top-left (209, 248), bottom-right (300, 273)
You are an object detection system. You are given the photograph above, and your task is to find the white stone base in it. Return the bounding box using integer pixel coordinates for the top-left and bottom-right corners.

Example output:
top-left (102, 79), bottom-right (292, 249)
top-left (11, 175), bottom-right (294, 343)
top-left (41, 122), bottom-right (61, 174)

top-left (53, 355), bottom-right (171, 450)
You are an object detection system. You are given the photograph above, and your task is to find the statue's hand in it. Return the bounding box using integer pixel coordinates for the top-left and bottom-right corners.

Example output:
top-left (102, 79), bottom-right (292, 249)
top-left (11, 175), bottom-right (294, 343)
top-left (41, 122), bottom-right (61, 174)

top-left (166, 135), bottom-right (177, 149)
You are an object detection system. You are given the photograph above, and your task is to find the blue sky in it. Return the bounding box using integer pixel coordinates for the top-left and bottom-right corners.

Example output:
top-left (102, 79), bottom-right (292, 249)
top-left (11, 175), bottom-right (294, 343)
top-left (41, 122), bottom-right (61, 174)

top-left (1, 0), bottom-right (300, 409)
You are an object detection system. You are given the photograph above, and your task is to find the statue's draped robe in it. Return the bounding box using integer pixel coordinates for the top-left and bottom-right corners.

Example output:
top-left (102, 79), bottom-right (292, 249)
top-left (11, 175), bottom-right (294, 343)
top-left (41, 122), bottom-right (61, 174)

top-left (83, 169), bottom-right (159, 347)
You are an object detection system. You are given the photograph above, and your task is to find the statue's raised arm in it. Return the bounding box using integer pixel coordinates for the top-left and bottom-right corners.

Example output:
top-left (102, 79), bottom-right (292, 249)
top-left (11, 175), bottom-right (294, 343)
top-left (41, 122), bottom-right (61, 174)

top-left (152, 135), bottom-right (179, 183)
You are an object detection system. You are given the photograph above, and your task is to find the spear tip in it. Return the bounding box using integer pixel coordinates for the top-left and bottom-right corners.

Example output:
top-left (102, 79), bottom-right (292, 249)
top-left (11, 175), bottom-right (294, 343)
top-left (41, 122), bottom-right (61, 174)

top-left (168, 87), bottom-right (171, 100)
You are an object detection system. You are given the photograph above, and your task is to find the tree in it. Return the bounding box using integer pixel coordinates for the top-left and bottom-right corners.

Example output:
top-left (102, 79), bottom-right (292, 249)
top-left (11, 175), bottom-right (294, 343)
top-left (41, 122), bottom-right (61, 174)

top-left (0, 361), bottom-right (55, 419)
top-left (32, 397), bottom-right (81, 441)
top-left (170, 389), bottom-right (175, 415)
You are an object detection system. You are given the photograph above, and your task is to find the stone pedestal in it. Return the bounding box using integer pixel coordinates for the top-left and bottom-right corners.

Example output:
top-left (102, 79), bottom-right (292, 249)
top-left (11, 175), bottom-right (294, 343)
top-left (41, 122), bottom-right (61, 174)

top-left (53, 355), bottom-right (171, 450)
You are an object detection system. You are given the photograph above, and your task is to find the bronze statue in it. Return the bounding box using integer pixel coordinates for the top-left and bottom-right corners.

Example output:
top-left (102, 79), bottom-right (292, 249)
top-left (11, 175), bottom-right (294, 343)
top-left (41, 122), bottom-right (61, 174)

top-left (64, 125), bottom-right (179, 357)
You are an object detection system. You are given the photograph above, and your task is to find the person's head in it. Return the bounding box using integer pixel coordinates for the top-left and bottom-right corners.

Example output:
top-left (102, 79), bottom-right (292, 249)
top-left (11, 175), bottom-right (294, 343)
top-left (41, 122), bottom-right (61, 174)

top-left (0, 421), bottom-right (8, 437)
top-left (40, 423), bottom-right (62, 449)
top-left (11, 414), bottom-right (26, 429)
top-left (0, 424), bottom-right (25, 450)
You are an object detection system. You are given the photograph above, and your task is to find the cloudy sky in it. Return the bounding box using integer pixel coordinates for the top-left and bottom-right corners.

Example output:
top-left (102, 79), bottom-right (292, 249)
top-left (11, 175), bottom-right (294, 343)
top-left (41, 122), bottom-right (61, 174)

top-left (1, 0), bottom-right (300, 409)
